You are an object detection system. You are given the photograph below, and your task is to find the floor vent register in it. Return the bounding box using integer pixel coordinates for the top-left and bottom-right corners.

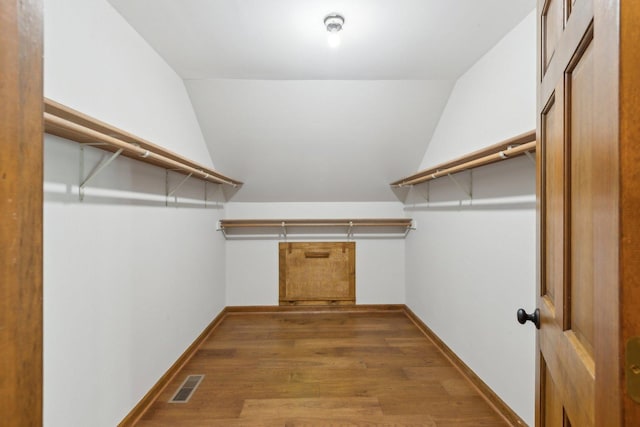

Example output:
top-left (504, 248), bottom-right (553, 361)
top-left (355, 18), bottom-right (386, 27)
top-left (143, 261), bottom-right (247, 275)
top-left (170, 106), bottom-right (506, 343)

top-left (169, 375), bottom-right (204, 403)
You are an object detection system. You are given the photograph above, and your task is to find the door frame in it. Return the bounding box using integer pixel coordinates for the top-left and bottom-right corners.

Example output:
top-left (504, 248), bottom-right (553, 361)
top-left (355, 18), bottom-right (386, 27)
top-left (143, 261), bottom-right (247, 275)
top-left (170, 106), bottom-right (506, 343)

top-left (0, 0), bottom-right (44, 425)
top-left (618, 0), bottom-right (640, 423)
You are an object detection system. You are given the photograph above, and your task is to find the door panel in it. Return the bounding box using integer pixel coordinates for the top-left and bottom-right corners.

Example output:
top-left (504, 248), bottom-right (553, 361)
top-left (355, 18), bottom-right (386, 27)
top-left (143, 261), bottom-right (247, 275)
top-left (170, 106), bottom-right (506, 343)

top-left (542, 358), bottom-right (563, 427)
top-left (568, 39), bottom-right (595, 357)
top-left (537, 0), bottom-right (598, 425)
top-left (542, 0), bottom-right (564, 72)
top-left (541, 94), bottom-right (563, 312)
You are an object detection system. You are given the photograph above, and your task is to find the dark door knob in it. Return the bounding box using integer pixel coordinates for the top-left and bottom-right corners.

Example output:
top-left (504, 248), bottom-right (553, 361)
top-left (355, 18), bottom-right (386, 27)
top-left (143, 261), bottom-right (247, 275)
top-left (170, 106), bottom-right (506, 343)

top-left (517, 308), bottom-right (540, 329)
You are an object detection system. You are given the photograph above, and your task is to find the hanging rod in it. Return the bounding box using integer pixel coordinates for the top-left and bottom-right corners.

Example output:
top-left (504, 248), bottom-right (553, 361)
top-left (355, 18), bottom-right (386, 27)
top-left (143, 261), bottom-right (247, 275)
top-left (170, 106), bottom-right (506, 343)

top-left (219, 219), bottom-right (413, 228)
top-left (391, 130), bottom-right (536, 187)
top-left (217, 218), bottom-right (415, 240)
top-left (43, 98), bottom-right (242, 188)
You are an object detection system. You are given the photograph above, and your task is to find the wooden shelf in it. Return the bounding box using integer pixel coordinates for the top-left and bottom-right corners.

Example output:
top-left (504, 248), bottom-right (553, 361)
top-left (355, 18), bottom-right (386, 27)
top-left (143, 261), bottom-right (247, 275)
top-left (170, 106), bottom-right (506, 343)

top-left (391, 130), bottom-right (536, 187)
top-left (218, 218), bottom-right (414, 239)
top-left (44, 98), bottom-right (243, 187)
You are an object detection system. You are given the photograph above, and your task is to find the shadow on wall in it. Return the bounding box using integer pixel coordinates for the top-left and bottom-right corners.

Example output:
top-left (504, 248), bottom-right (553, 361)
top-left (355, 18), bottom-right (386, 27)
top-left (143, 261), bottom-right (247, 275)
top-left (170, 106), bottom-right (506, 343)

top-left (44, 135), bottom-right (225, 209)
top-left (403, 155), bottom-right (536, 211)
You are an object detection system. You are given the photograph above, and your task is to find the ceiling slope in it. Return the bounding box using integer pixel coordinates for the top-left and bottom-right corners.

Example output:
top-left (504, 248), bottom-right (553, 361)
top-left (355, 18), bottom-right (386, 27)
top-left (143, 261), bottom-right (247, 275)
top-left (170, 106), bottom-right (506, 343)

top-left (107, 0), bottom-right (535, 202)
top-left (108, 0), bottom-right (535, 80)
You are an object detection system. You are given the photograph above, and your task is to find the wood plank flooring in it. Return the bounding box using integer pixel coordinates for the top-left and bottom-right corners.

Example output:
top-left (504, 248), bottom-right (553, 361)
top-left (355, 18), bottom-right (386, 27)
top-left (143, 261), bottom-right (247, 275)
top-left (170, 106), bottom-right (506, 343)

top-left (137, 310), bottom-right (509, 426)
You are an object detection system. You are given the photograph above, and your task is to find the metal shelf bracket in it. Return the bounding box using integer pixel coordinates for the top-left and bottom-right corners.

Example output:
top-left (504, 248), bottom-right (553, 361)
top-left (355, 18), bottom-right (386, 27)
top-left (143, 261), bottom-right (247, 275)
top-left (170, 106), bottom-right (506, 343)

top-left (79, 145), bottom-right (124, 201)
top-left (168, 172), bottom-right (193, 198)
top-left (525, 151), bottom-right (536, 164)
top-left (447, 171), bottom-right (473, 200)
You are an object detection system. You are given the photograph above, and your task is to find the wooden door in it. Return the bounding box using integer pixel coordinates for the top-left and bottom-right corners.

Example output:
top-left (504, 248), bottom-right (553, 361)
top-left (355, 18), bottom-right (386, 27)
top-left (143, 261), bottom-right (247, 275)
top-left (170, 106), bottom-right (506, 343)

top-left (536, 0), bottom-right (640, 425)
top-left (279, 242), bottom-right (355, 306)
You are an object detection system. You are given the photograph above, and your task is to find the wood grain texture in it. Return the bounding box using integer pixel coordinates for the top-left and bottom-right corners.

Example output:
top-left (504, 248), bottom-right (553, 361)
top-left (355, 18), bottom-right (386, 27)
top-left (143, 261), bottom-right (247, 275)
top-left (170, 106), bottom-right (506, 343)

top-left (226, 304), bottom-right (406, 314)
top-left (542, 0), bottom-right (563, 72)
top-left (537, 0), bottom-right (631, 425)
top-left (568, 39), bottom-right (595, 357)
top-left (537, 0), bottom-right (597, 424)
top-left (0, 0), bottom-right (44, 426)
top-left (279, 242), bottom-right (355, 306)
top-left (591, 0), bottom-right (622, 424)
top-left (135, 308), bottom-right (511, 426)
top-left (619, 0), bottom-right (640, 424)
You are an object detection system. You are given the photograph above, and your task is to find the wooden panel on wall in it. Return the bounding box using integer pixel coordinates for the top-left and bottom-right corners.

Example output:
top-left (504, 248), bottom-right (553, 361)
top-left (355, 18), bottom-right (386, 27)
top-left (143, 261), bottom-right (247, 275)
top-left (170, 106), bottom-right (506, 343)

top-left (279, 242), bottom-right (355, 306)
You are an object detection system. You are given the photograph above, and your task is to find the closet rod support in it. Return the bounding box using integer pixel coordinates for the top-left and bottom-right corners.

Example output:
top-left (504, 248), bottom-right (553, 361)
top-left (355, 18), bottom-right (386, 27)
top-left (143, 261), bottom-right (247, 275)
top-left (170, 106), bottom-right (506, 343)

top-left (347, 221), bottom-right (354, 241)
top-left (79, 147), bottom-right (124, 201)
top-left (216, 221), bottom-right (228, 239)
top-left (525, 151), bottom-right (536, 164)
top-left (168, 172), bottom-right (193, 198)
top-left (447, 172), bottom-right (472, 199)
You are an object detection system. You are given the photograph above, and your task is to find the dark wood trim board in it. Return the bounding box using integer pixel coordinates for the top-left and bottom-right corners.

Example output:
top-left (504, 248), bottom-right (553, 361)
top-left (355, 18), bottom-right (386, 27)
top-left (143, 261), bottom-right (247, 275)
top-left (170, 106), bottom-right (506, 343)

top-left (0, 1), bottom-right (44, 425)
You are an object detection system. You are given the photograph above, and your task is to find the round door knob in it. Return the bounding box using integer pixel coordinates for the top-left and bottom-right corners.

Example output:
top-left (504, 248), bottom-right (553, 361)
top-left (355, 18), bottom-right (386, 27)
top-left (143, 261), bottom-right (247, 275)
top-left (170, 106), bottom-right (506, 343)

top-left (517, 308), bottom-right (540, 329)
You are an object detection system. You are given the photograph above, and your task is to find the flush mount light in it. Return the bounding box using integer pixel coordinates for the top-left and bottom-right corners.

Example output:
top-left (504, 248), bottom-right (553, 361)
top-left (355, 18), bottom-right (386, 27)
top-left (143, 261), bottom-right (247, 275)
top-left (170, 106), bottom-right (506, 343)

top-left (324, 13), bottom-right (344, 48)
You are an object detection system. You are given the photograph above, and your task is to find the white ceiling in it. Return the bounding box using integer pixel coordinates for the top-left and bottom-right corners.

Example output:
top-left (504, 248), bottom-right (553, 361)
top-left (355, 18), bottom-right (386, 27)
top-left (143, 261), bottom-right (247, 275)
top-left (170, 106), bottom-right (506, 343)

top-left (108, 0), bottom-right (535, 202)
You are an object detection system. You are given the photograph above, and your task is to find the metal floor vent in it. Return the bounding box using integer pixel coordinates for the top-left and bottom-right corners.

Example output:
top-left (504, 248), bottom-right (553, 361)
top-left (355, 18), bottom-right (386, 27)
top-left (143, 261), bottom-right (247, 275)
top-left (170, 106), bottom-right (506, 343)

top-left (169, 374), bottom-right (204, 403)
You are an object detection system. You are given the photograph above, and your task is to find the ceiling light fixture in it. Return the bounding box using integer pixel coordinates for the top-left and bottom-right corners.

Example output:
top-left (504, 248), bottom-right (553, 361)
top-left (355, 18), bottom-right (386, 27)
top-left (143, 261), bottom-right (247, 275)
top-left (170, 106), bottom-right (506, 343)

top-left (324, 13), bottom-right (344, 48)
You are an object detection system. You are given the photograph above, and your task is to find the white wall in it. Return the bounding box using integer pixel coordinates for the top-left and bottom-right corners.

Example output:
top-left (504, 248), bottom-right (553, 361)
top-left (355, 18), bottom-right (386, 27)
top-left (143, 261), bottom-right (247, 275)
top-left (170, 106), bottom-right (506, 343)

top-left (225, 202), bottom-right (406, 306)
top-left (43, 1), bottom-right (225, 426)
top-left (186, 79), bottom-right (454, 202)
top-left (420, 11), bottom-right (537, 168)
top-left (405, 11), bottom-right (537, 425)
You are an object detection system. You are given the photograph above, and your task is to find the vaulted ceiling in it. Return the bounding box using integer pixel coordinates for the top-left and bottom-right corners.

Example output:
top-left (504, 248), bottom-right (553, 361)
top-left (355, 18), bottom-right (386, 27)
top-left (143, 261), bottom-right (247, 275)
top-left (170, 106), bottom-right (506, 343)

top-left (108, 0), bottom-right (535, 202)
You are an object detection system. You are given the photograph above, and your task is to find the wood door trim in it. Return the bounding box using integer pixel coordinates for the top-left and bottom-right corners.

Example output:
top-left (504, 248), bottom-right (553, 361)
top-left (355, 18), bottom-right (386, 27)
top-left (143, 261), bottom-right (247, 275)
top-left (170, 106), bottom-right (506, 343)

top-left (619, 0), bottom-right (640, 422)
top-left (0, 1), bottom-right (44, 425)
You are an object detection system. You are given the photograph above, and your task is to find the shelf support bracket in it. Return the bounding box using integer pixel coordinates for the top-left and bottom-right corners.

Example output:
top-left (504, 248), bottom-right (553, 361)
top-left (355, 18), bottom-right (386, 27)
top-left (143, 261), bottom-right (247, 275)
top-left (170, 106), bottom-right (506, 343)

top-left (525, 151), bottom-right (536, 165)
top-left (404, 219), bottom-right (417, 237)
top-left (281, 221), bottom-right (287, 241)
top-left (421, 181), bottom-right (430, 204)
top-left (347, 221), bottom-right (354, 241)
top-left (216, 221), bottom-right (228, 239)
top-left (168, 172), bottom-right (193, 199)
top-left (79, 146), bottom-right (124, 201)
top-left (447, 171), bottom-right (472, 200)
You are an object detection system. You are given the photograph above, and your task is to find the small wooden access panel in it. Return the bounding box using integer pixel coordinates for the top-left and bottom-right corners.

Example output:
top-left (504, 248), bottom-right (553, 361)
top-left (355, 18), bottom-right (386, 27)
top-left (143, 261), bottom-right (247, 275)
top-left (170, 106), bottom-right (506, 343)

top-left (279, 242), bottom-right (355, 306)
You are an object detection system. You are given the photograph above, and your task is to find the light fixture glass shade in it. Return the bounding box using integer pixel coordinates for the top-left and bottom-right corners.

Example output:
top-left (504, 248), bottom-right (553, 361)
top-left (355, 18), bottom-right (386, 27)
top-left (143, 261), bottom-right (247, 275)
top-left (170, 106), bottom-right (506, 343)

top-left (324, 14), bottom-right (344, 48)
top-left (327, 31), bottom-right (341, 48)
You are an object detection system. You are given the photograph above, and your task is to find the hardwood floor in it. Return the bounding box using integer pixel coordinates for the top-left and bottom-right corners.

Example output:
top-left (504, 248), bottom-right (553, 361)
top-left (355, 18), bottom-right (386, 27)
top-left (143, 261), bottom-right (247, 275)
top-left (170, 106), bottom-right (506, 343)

top-left (137, 310), bottom-right (509, 426)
